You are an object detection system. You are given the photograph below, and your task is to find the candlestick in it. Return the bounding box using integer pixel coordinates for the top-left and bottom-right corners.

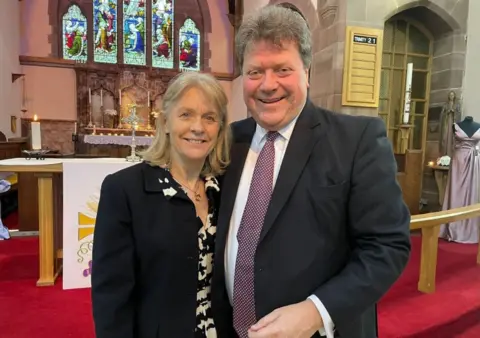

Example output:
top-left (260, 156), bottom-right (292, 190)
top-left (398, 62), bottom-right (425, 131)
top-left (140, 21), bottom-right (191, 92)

top-left (31, 114), bottom-right (42, 150)
top-left (403, 63), bottom-right (413, 124)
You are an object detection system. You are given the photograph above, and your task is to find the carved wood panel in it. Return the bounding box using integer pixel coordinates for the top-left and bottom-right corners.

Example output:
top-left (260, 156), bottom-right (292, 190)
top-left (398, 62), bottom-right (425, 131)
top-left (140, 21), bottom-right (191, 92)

top-left (75, 65), bottom-right (174, 131)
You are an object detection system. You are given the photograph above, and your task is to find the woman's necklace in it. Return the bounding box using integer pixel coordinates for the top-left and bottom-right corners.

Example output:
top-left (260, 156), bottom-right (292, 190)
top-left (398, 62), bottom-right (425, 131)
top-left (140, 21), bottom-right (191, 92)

top-left (171, 173), bottom-right (202, 201)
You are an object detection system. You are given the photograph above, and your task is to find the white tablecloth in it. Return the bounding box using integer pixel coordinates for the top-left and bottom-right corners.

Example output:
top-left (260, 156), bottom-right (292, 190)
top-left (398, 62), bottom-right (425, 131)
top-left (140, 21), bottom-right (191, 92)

top-left (83, 134), bottom-right (153, 146)
top-left (0, 157), bottom-right (131, 166)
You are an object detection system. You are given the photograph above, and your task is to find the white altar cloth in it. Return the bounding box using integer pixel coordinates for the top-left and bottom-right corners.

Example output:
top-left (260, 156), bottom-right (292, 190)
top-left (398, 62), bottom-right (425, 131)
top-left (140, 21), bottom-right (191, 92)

top-left (83, 134), bottom-right (153, 146)
top-left (62, 159), bottom-right (136, 289)
top-left (0, 157), bottom-right (132, 166)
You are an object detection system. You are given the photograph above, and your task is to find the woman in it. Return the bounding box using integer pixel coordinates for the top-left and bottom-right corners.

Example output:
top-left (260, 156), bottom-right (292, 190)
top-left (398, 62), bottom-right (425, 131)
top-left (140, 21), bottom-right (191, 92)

top-left (91, 72), bottom-right (231, 338)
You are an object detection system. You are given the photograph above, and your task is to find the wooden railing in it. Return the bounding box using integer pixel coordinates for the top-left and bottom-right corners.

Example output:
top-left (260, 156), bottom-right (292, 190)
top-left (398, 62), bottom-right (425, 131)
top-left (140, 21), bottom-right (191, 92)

top-left (411, 203), bottom-right (480, 293)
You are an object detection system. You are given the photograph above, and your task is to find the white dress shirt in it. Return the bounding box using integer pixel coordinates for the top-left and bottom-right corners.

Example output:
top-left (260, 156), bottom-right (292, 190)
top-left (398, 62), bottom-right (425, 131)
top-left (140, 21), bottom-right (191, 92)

top-left (224, 116), bottom-right (335, 338)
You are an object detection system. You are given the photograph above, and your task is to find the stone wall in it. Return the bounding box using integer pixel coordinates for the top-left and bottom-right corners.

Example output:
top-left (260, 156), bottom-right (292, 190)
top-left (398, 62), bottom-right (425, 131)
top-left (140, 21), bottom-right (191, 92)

top-left (21, 118), bottom-right (75, 154)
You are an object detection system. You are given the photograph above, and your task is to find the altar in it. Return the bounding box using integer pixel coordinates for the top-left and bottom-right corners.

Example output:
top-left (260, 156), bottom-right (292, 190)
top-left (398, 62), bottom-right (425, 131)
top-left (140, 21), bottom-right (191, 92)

top-left (72, 65), bottom-right (165, 158)
top-left (0, 157), bottom-right (137, 289)
top-left (77, 132), bottom-right (154, 158)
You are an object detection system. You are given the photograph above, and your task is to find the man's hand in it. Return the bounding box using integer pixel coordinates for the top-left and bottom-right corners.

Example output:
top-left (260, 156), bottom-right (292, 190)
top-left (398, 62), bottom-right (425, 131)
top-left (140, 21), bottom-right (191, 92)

top-left (248, 299), bottom-right (323, 338)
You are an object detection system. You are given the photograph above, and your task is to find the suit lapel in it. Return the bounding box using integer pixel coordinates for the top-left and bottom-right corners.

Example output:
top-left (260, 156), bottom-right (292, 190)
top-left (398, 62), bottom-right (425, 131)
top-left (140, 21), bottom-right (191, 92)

top-left (260, 101), bottom-right (323, 243)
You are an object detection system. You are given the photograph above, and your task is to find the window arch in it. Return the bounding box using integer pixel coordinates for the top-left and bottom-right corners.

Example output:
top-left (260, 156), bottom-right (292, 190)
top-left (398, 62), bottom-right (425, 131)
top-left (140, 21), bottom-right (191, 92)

top-left (179, 18), bottom-right (200, 71)
top-left (152, 0), bottom-right (174, 69)
top-left (62, 5), bottom-right (88, 62)
top-left (60, 0), bottom-right (203, 71)
top-left (93, 0), bottom-right (118, 64)
top-left (123, 0), bottom-right (145, 65)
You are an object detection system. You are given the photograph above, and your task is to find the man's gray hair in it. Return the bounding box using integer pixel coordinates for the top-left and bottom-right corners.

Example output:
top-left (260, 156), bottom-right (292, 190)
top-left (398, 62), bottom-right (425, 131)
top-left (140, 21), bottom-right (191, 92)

top-left (235, 5), bottom-right (312, 70)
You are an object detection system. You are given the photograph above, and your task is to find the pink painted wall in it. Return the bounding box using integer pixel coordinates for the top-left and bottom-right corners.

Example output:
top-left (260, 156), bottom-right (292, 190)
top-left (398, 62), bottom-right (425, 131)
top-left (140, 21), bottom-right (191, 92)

top-left (0, 0), bottom-right (22, 138)
top-left (15, 0), bottom-right (236, 122)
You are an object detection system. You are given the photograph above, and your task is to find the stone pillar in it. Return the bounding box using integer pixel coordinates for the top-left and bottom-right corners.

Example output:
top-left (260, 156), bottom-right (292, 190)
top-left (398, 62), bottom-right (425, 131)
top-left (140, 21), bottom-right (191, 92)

top-left (308, 0), bottom-right (347, 113)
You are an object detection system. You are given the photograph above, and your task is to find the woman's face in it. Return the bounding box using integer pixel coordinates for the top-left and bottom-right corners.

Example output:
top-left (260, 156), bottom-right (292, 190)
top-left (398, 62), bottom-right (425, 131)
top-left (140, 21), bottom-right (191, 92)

top-left (165, 87), bottom-right (221, 166)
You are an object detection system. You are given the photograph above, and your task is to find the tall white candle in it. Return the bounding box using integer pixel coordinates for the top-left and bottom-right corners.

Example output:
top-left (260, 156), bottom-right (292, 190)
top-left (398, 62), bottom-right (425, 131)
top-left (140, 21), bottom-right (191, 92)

top-left (31, 114), bottom-right (42, 150)
top-left (147, 91), bottom-right (150, 107)
top-left (100, 89), bottom-right (103, 106)
top-left (89, 88), bottom-right (91, 104)
top-left (403, 63), bottom-right (413, 124)
top-left (119, 89), bottom-right (122, 105)
top-left (74, 122), bottom-right (77, 134)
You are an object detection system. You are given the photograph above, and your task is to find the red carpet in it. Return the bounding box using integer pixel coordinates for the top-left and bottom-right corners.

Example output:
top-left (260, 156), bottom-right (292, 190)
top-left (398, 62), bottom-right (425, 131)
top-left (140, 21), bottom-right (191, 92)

top-left (378, 236), bottom-right (480, 337)
top-left (0, 237), bottom-right (94, 338)
top-left (0, 236), bottom-right (479, 337)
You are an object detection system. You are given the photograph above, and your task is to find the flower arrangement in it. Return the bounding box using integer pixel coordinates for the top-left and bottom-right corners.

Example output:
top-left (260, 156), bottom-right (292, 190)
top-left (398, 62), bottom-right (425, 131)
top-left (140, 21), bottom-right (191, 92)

top-left (104, 109), bottom-right (117, 116)
top-left (436, 155), bottom-right (451, 167)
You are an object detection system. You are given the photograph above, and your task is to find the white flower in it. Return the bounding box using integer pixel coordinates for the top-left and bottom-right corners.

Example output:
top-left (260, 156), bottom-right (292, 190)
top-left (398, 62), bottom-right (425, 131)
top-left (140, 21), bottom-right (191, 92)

top-left (162, 187), bottom-right (177, 197)
top-left (436, 156), bottom-right (451, 167)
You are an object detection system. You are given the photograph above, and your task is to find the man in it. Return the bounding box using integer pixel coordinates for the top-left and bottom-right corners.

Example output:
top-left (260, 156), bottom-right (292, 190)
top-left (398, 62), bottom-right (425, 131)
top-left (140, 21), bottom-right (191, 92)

top-left (211, 5), bottom-right (411, 338)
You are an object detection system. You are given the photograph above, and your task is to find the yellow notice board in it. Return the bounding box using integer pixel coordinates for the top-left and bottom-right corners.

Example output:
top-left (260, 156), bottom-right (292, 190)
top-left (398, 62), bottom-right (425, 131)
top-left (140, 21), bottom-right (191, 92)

top-left (342, 26), bottom-right (383, 108)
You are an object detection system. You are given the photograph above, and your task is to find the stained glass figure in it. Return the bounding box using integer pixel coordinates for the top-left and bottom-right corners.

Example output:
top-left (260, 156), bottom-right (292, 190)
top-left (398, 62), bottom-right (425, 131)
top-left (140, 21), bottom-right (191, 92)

top-left (179, 18), bottom-right (200, 71)
top-left (152, 0), bottom-right (174, 69)
top-left (62, 5), bottom-right (88, 62)
top-left (123, 0), bottom-right (146, 65)
top-left (93, 0), bottom-right (118, 64)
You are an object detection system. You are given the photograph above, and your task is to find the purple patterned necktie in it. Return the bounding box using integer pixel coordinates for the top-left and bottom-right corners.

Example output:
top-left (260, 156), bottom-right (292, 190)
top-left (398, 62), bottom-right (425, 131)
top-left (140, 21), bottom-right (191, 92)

top-left (233, 131), bottom-right (279, 338)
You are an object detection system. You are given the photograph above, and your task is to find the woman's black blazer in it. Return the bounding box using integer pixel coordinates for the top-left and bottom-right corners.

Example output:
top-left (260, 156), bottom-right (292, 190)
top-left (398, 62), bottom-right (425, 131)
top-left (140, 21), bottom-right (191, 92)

top-left (91, 162), bottom-right (225, 338)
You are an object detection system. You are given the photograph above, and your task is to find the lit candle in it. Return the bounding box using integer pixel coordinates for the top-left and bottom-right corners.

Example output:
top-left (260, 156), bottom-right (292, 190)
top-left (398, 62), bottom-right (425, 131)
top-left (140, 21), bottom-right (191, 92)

top-left (89, 88), bottom-right (91, 104)
top-left (31, 114), bottom-right (42, 150)
top-left (403, 63), bottom-right (413, 124)
top-left (428, 161), bottom-right (434, 167)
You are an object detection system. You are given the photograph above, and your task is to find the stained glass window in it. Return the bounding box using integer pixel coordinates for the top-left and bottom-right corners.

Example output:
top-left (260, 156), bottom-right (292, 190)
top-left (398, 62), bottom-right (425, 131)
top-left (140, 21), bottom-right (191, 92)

top-left (123, 0), bottom-right (146, 65)
top-left (62, 5), bottom-right (88, 62)
top-left (179, 18), bottom-right (200, 71)
top-left (93, 0), bottom-right (118, 64)
top-left (152, 0), bottom-right (174, 69)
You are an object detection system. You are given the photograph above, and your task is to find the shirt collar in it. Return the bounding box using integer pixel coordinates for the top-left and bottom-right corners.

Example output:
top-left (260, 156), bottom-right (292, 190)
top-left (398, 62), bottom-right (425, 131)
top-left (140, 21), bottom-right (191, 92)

top-left (253, 111), bottom-right (301, 145)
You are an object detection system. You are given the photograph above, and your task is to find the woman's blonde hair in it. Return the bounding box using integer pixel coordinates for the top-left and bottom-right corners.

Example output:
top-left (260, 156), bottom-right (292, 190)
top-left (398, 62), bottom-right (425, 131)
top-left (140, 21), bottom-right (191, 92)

top-left (141, 72), bottom-right (231, 176)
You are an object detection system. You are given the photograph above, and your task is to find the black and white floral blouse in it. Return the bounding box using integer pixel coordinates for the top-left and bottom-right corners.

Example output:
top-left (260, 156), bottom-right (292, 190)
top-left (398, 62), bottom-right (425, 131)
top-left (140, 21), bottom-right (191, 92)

top-left (160, 168), bottom-right (220, 338)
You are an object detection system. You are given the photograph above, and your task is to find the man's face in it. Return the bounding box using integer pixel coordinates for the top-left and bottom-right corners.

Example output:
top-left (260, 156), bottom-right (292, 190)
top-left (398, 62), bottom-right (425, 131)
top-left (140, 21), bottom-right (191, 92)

top-left (242, 40), bottom-right (309, 131)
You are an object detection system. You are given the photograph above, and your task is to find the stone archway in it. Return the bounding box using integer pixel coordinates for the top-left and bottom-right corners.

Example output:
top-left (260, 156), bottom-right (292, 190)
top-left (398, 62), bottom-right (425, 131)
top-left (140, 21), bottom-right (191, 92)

top-left (379, 1), bottom-right (467, 211)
